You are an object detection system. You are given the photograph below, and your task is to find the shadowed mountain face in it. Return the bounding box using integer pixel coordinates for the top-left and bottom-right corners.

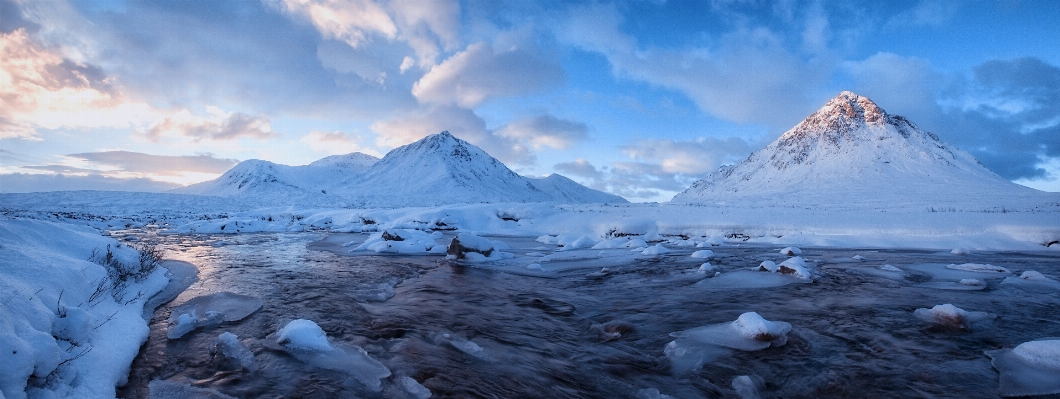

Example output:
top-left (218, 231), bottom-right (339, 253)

top-left (673, 91), bottom-right (1043, 206)
top-left (174, 131), bottom-right (626, 206)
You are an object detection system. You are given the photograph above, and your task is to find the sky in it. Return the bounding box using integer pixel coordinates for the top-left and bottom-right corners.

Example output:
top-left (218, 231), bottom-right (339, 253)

top-left (1, 0), bottom-right (1059, 202)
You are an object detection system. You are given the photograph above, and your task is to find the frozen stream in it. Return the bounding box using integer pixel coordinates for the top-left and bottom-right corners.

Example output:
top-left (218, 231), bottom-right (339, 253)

top-left (119, 232), bottom-right (1060, 398)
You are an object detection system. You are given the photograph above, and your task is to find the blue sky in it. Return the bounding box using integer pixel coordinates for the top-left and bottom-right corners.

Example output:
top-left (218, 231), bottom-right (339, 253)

top-left (2, 0), bottom-right (1059, 201)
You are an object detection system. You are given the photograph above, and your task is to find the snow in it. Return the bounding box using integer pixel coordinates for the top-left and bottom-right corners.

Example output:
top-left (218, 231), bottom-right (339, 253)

top-left (698, 263), bottom-right (714, 273)
top-left (779, 246), bottom-right (801, 256)
top-left (1000, 270), bottom-right (1060, 292)
top-left (641, 244), bottom-right (672, 256)
top-left (0, 219), bottom-right (169, 399)
top-left (166, 292), bottom-right (263, 339)
top-left (669, 312), bottom-right (792, 351)
top-left (755, 257), bottom-right (812, 279)
top-left (913, 304), bottom-right (993, 329)
top-left (986, 339), bottom-right (1060, 397)
top-left (690, 250), bottom-right (714, 259)
top-left (350, 229), bottom-right (445, 255)
top-left (276, 319), bottom-right (333, 351)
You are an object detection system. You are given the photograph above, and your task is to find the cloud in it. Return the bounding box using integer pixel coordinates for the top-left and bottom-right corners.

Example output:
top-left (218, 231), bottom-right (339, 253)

top-left (554, 158), bottom-right (602, 180)
top-left (0, 27), bottom-right (157, 138)
top-left (142, 108), bottom-right (278, 142)
top-left (553, 3), bottom-right (828, 129)
top-left (0, 172), bottom-right (181, 193)
top-left (274, 0), bottom-right (397, 48)
top-left (885, 0), bottom-right (959, 29)
top-left (411, 42), bottom-right (563, 108)
top-left (842, 52), bottom-right (944, 125)
top-left (620, 137), bottom-right (753, 175)
top-left (300, 130), bottom-right (382, 156)
top-left (496, 114), bottom-right (588, 150)
top-left (61, 151), bottom-right (238, 175)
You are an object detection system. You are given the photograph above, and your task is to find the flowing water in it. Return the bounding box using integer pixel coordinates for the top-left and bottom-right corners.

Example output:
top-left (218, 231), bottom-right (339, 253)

top-left (118, 232), bottom-right (1060, 398)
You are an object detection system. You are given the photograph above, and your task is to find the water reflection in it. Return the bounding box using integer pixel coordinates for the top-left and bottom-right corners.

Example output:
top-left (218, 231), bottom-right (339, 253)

top-left (121, 232), bottom-right (1060, 398)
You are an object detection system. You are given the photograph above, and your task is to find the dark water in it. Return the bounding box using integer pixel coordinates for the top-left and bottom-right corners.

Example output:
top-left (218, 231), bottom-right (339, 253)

top-left (119, 232), bottom-right (1060, 398)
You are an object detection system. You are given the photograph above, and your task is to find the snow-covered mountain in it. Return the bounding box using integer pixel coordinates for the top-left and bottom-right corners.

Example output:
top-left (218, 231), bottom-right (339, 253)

top-left (526, 174), bottom-right (626, 204)
top-left (173, 152), bottom-right (379, 197)
top-left (673, 91), bottom-right (1051, 207)
top-left (174, 132), bottom-right (626, 206)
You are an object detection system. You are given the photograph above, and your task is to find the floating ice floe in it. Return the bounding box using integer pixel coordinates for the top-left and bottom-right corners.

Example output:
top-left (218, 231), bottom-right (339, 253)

top-left (445, 336), bottom-right (491, 361)
top-left (669, 312), bottom-right (792, 351)
top-left (913, 304), bottom-right (994, 329)
top-left (268, 319), bottom-right (391, 391)
top-left (690, 250), bottom-right (714, 259)
top-left (400, 376), bottom-right (432, 399)
top-left (986, 339), bottom-right (1060, 397)
top-left (641, 244), bottom-right (671, 256)
top-left (779, 246), bottom-right (801, 256)
top-left (214, 332), bottom-right (257, 371)
top-left (350, 229), bottom-right (447, 255)
top-left (446, 232), bottom-right (513, 262)
top-left (1001, 270), bottom-right (1060, 293)
top-left (167, 292), bottom-right (263, 339)
top-left (945, 263), bottom-right (1010, 273)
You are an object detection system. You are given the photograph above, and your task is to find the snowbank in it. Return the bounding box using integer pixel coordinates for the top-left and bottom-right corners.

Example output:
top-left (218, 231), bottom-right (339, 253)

top-left (0, 219), bottom-right (170, 399)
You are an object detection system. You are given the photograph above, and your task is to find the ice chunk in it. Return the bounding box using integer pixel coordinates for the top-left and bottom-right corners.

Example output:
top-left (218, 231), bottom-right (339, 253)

top-left (698, 263), bottom-right (714, 273)
top-left (945, 263), bottom-right (1010, 273)
top-left (986, 339), bottom-right (1060, 397)
top-left (663, 339), bottom-right (726, 373)
top-left (167, 292), bottom-right (263, 339)
top-left (951, 248), bottom-right (971, 255)
top-left (268, 319), bottom-right (391, 391)
top-left (526, 263), bottom-right (543, 270)
top-left (149, 380), bottom-right (237, 399)
top-left (625, 238), bottom-right (648, 248)
top-left (350, 229), bottom-right (444, 255)
top-left (591, 237), bottom-right (629, 249)
top-left (690, 250), bottom-right (714, 259)
top-left (880, 264), bottom-right (901, 272)
top-left (697, 237), bottom-right (723, 247)
top-left (535, 235), bottom-right (558, 244)
top-left (214, 332), bottom-right (257, 371)
top-left (732, 375), bottom-right (761, 399)
top-left (561, 236), bottom-right (597, 250)
top-left (913, 304), bottom-right (993, 329)
top-left (959, 278), bottom-right (984, 286)
top-left (450, 338), bottom-right (491, 360)
top-left (779, 246), bottom-right (801, 256)
top-left (670, 312), bottom-right (791, 351)
top-left (852, 255), bottom-right (865, 261)
top-left (276, 319), bottom-right (333, 351)
top-left (400, 376), bottom-right (432, 399)
top-left (641, 244), bottom-right (671, 256)
top-left (697, 270), bottom-right (809, 289)
top-left (1001, 270), bottom-right (1060, 293)
top-left (637, 388), bottom-right (674, 399)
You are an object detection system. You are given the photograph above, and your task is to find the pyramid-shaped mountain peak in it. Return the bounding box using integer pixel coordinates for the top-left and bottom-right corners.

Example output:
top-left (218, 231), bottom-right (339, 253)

top-left (782, 91), bottom-right (893, 142)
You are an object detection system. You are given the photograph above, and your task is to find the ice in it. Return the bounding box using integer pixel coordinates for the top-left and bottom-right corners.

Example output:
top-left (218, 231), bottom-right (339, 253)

top-left (913, 304), bottom-right (994, 329)
top-left (166, 292), bottom-right (263, 339)
top-left (880, 264), bottom-right (901, 272)
top-left (641, 244), bottom-right (671, 256)
top-left (945, 263), bottom-right (1010, 273)
top-left (697, 270), bottom-right (809, 289)
top-left (757, 260), bottom-right (777, 272)
top-left (561, 236), bottom-right (597, 250)
top-left (1001, 270), bottom-right (1060, 293)
top-left (779, 246), bottom-right (802, 255)
top-left (951, 248), bottom-right (971, 255)
top-left (446, 233), bottom-right (512, 262)
top-left (400, 376), bottom-right (432, 399)
top-left (268, 319), bottom-right (391, 391)
top-left (669, 312), bottom-right (792, 351)
top-left (698, 263), bottom-right (714, 273)
top-left (755, 257), bottom-right (811, 279)
top-left (214, 332), bottom-right (257, 371)
top-left (637, 388), bottom-right (674, 399)
top-left (986, 339), bottom-right (1060, 397)
top-left (690, 250), bottom-right (714, 259)
top-left (591, 237), bottom-right (630, 249)
top-left (697, 237), bottom-right (723, 247)
top-left (732, 375), bottom-right (761, 399)
top-left (276, 319), bottom-right (333, 351)
top-left (148, 379), bottom-right (237, 399)
top-left (449, 338), bottom-right (491, 361)
top-left (852, 255), bottom-right (865, 261)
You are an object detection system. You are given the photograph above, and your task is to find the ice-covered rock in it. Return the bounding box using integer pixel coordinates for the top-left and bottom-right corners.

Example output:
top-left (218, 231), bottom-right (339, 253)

top-left (756, 257), bottom-right (811, 279)
top-left (945, 263), bottom-right (1010, 273)
top-left (400, 376), bottom-right (432, 399)
top-left (779, 247), bottom-right (802, 256)
top-left (214, 332), bottom-right (257, 371)
top-left (641, 244), bottom-right (671, 256)
top-left (756, 260), bottom-right (777, 272)
top-left (167, 292), bottom-right (263, 339)
top-left (690, 250), bottom-right (714, 259)
top-left (446, 233), bottom-right (512, 262)
top-left (986, 339), bottom-right (1060, 397)
top-left (913, 304), bottom-right (993, 329)
top-left (669, 312), bottom-right (792, 351)
top-left (351, 229), bottom-right (446, 255)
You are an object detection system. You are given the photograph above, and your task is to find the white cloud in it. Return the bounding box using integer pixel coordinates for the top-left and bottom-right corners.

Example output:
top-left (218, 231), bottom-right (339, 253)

top-left (496, 115), bottom-right (588, 150)
top-left (411, 42), bottom-right (563, 108)
top-left (141, 107), bottom-right (278, 142)
top-left (620, 137), bottom-right (752, 176)
top-left (275, 0), bottom-right (397, 48)
top-left (554, 158), bottom-right (602, 180)
top-left (842, 52), bottom-right (943, 123)
top-left (300, 130), bottom-right (382, 156)
top-left (0, 172), bottom-right (181, 193)
top-left (61, 151), bottom-right (238, 175)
